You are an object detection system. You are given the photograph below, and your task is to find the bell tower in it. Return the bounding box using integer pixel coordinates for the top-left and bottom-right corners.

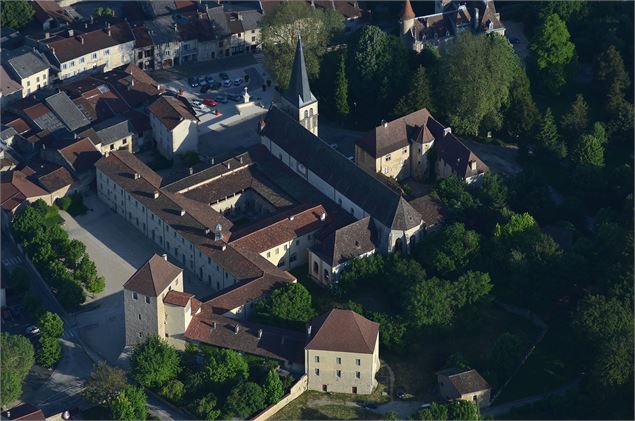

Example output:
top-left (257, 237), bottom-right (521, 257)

top-left (280, 35), bottom-right (319, 136)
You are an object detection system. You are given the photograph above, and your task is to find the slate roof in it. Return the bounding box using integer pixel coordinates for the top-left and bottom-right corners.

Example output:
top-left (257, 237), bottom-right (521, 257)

top-left (407, 194), bottom-right (445, 227)
top-left (93, 116), bottom-right (133, 145)
top-left (5, 50), bottom-right (49, 80)
top-left (306, 309), bottom-right (379, 354)
top-left (148, 95), bottom-right (197, 130)
top-left (437, 368), bottom-right (490, 395)
top-left (262, 105), bottom-right (422, 231)
top-left (282, 36), bottom-right (316, 108)
top-left (44, 92), bottom-right (90, 132)
top-left (311, 216), bottom-right (376, 267)
top-left (435, 131), bottom-right (488, 179)
top-left (357, 108), bottom-right (434, 158)
top-left (185, 311), bottom-right (304, 363)
top-left (123, 254), bottom-right (182, 296)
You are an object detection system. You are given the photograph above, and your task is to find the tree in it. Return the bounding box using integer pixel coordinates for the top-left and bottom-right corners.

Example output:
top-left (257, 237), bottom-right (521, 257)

top-left (83, 361), bottom-right (128, 406)
top-left (490, 332), bottom-right (522, 383)
top-left (56, 279), bottom-right (86, 309)
top-left (436, 32), bottom-right (519, 135)
top-left (367, 312), bottom-right (406, 350)
top-left (257, 283), bottom-right (315, 325)
top-left (8, 266), bottom-right (30, 294)
top-left (537, 0), bottom-right (588, 23)
top-left (110, 386), bottom-right (147, 421)
top-left (75, 255), bottom-right (105, 294)
top-left (448, 400), bottom-right (481, 420)
top-left (263, 369), bottom-right (284, 405)
top-left (334, 52), bottom-right (350, 120)
top-left (130, 336), bottom-right (180, 388)
top-left (261, 2), bottom-right (343, 89)
top-left (37, 336), bottom-right (62, 368)
top-left (446, 353), bottom-right (471, 371)
top-left (434, 176), bottom-right (478, 220)
top-left (453, 271), bottom-right (492, 307)
top-left (1, 0), bottom-right (34, 29)
top-left (560, 94), bottom-right (589, 141)
top-left (62, 239), bottom-right (86, 269)
top-left (393, 66), bottom-right (434, 117)
top-left (224, 382), bottom-right (266, 418)
top-left (477, 173), bottom-right (509, 214)
top-left (503, 67), bottom-right (539, 139)
top-left (1, 333), bottom-right (35, 406)
top-left (596, 46), bottom-right (631, 94)
top-left (422, 223), bottom-right (480, 277)
top-left (192, 393), bottom-right (221, 420)
top-left (95, 7), bottom-right (114, 16)
top-left (202, 348), bottom-right (248, 385)
top-left (536, 108), bottom-right (566, 159)
top-left (530, 14), bottom-right (576, 93)
top-left (38, 312), bottom-right (64, 338)
top-left (574, 295), bottom-right (632, 344)
top-left (415, 402), bottom-right (448, 420)
top-left (406, 277), bottom-right (454, 327)
top-left (571, 133), bottom-right (605, 168)
top-left (158, 379), bottom-right (185, 403)
top-left (337, 253), bottom-right (384, 296)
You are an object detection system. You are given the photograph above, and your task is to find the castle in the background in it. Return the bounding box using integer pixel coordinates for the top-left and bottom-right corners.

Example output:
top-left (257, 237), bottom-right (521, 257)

top-left (400, 0), bottom-right (506, 53)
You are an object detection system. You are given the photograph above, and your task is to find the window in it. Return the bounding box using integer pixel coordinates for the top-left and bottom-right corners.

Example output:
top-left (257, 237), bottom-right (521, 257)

top-left (283, 244), bottom-right (288, 250)
top-left (315, 356), bottom-right (320, 363)
top-left (92, 53), bottom-right (97, 59)
top-left (133, 292), bottom-right (138, 300)
top-left (403, 148), bottom-right (407, 154)
top-left (313, 261), bottom-right (318, 274)
top-left (266, 251), bottom-right (271, 258)
top-left (138, 314), bottom-right (141, 320)
top-left (27, 80), bottom-right (31, 86)
top-left (383, 167), bottom-right (389, 174)
top-left (295, 240), bottom-right (300, 246)
top-left (275, 248), bottom-right (279, 255)
top-left (80, 57), bottom-right (85, 63)
top-left (104, 49), bottom-right (110, 55)
top-left (251, 36), bottom-right (256, 42)
top-left (356, 358), bottom-right (361, 366)
top-left (322, 385), bottom-right (328, 392)
top-left (356, 372), bottom-right (361, 379)
top-left (336, 370), bottom-right (342, 378)
top-left (145, 296), bottom-right (150, 304)
top-left (138, 332), bottom-right (143, 338)
top-left (315, 368), bottom-right (320, 376)
top-left (70, 61), bottom-right (76, 67)
top-left (385, 154), bottom-right (392, 161)
top-left (352, 386), bottom-right (358, 394)
top-left (336, 357), bottom-right (341, 365)
top-left (62, 63), bottom-right (67, 69)
top-left (36, 76), bottom-right (40, 82)
top-left (290, 253), bottom-right (297, 263)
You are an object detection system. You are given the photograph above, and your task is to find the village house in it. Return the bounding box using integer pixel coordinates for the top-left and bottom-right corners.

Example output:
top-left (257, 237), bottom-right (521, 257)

top-left (1, 47), bottom-right (50, 99)
top-left (400, 0), bottom-right (505, 53)
top-left (355, 108), bottom-right (489, 183)
top-left (148, 95), bottom-right (199, 160)
top-left (437, 368), bottom-right (492, 408)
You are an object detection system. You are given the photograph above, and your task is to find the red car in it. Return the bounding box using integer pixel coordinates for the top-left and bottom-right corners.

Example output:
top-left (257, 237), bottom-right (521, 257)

top-left (203, 98), bottom-right (217, 107)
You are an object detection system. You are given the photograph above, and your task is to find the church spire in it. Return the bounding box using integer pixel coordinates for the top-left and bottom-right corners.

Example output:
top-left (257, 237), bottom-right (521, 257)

top-left (283, 34), bottom-right (316, 108)
top-left (401, 0), bottom-right (415, 20)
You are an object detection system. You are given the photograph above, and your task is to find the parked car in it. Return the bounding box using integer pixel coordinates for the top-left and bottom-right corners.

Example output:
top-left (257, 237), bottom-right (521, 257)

top-left (233, 77), bottom-right (243, 86)
top-left (191, 99), bottom-right (202, 107)
top-left (219, 72), bottom-right (229, 80)
top-left (203, 98), bottom-right (217, 107)
top-left (188, 77), bottom-right (199, 88)
top-left (198, 75), bottom-right (206, 83)
top-left (210, 82), bottom-right (221, 91)
top-left (25, 325), bottom-right (40, 335)
top-left (205, 74), bottom-right (215, 84)
top-left (200, 85), bottom-right (210, 94)
top-left (222, 79), bottom-right (232, 88)
top-left (227, 93), bottom-right (242, 102)
top-left (215, 94), bottom-right (228, 103)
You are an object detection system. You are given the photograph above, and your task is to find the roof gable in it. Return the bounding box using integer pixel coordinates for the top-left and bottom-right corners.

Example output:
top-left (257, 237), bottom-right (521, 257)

top-left (123, 254), bottom-right (182, 296)
top-left (306, 309), bottom-right (379, 354)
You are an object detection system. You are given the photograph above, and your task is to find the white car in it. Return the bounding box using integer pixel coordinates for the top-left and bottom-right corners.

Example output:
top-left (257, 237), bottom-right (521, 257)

top-left (25, 325), bottom-right (40, 335)
top-left (223, 79), bottom-right (232, 88)
top-left (191, 99), bottom-right (202, 107)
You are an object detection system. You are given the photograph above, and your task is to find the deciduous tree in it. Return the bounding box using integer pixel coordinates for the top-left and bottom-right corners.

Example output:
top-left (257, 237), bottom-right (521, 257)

top-left (192, 393), bottom-right (221, 420)
top-left (263, 369), bottom-right (284, 405)
top-left (83, 361), bottom-right (128, 406)
top-left (257, 283), bottom-right (315, 324)
top-left (1, 0), bottom-right (34, 29)
top-left (223, 382), bottom-right (266, 418)
top-left (1, 333), bottom-right (35, 406)
top-left (110, 386), bottom-right (147, 421)
top-left (37, 336), bottom-right (61, 368)
top-left (38, 312), bottom-right (64, 338)
top-left (130, 336), bottom-right (180, 388)
top-left (202, 348), bottom-right (248, 385)
top-left (530, 14), bottom-right (576, 93)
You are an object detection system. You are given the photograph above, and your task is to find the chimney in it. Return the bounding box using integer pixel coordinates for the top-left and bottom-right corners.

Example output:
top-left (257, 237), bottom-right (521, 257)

top-left (258, 118), bottom-right (266, 133)
top-left (239, 156), bottom-right (243, 164)
top-left (50, 46), bottom-right (55, 54)
top-left (289, 215), bottom-right (295, 221)
top-left (74, 133), bottom-right (78, 140)
top-left (107, 28), bottom-right (111, 36)
top-left (79, 36), bottom-right (84, 44)
top-left (205, 228), bottom-right (211, 236)
top-left (214, 224), bottom-right (223, 241)
top-left (211, 157), bottom-right (215, 165)
top-left (320, 212), bottom-right (326, 221)
top-left (307, 325), bottom-right (312, 337)
top-left (188, 167), bottom-right (193, 175)
top-left (162, 253), bottom-right (168, 260)
top-left (179, 209), bottom-right (185, 216)
top-left (173, 23), bottom-right (178, 31)
top-left (212, 321), bottom-right (217, 329)
top-left (84, 23), bottom-right (88, 29)
top-left (156, 84), bottom-right (161, 90)
top-left (153, 190), bottom-right (159, 199)
top-left (234, 324), bottom-right (239, 334)
top-left (45, 32), bottom-right (50, 39)
top-left (91, 15), bottom-right (94, 24)
top-left (226, 162), bottom-right (231, 170)
top-left (381, 119), bottom-right (388, 128)
top-left (68, 29), bottom-right (74, 37)
top-left (473, 7), bottom-right (479, 30)
top-left (443, 127), bottom-right (452, 135)
top-left (257, 328), bottom-right (263, 339)
top-left (470, 160), bottom-right (477, 170)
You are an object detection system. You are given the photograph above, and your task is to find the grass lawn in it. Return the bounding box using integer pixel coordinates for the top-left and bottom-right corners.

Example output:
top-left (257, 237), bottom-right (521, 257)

top-left (383, 301), bottom-right (540, 401)
top-left (494, 315), bottom-right (582, 403)
top-left (272, 389), bottom-right (385, 420)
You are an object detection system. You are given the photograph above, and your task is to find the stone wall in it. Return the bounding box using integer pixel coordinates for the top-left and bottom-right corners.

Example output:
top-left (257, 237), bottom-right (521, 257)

top-left (251, 375), bottom-right (308, 421)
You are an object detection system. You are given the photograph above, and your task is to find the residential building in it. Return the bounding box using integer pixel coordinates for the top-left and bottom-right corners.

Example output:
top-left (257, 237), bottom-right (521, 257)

top-left (123, 254), bottom-right (186, 346)
top-left (21, 160), bottom-right (77, 202)
top-left (305, 309), bottom-right (380, 395)
top-left (32, 0), bottom-right (74, 31)
top-left (400, 0), bottom-right (505, 53)
top-left (90, 116), bottom-right (134, 155)
top-left (355, 108), bottom-right (488, 184)
top-left (148, 95), bottom-right (199, 159)
top-left (2, 47), bottom-right (50, 99)
top-left (0, 65), bottom-right (22, 107)
top-left (39, 22), bottom-right (135, 80)
top-left (437, 368), bottom-right (491, 408)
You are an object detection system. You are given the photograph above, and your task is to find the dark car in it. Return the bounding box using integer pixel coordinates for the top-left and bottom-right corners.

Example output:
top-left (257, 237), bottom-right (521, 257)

top-left (219, 72), bottom-right (229, 80)
top-left (227, 92), bottom-right (242, 102)
top-left (188, 77), bottom-right (199, 88)
top-left (215, 94), bottom-right (228, 103)
top-left (210, 82), bottom-right (221, 91)
top-left (200, 85), bottom-right (210, 94)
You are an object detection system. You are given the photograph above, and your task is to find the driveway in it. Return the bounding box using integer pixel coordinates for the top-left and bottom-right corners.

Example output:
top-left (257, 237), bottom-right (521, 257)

top-left (462, 139), bottom-right (521, 177)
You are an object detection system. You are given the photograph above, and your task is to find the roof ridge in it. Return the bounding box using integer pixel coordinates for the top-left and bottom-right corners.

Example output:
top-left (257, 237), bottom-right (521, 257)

top-left (350, 310), bottom-right (375, 352)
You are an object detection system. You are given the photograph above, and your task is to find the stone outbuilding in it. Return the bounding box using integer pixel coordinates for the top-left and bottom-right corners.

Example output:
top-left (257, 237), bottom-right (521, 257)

top-left (436, 368), bottom-right (491, 408)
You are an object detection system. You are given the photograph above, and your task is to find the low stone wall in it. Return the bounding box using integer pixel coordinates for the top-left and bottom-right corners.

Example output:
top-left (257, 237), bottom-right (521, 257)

top-left (251, 375), bottom-right (308, 421)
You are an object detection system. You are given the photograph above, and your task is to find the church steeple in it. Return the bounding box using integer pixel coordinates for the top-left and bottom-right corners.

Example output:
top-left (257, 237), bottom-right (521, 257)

top-left (280, 34), bottom-right (319, 136)
top-left (283, 35), bottom-right (316, 108)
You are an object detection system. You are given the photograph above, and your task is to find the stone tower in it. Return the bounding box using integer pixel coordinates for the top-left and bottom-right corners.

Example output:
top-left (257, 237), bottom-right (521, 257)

top-left (400, 0), bottom-right (416, 37)
top-left (280, 35), bottom-right (319, 136)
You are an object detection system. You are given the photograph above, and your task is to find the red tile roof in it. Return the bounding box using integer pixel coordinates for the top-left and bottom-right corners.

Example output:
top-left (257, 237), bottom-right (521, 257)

top-left (163, 290), bottom-right (195, 307)
top-left (148, 96), bottom-right (197, 130)
top-left (306, 309), bottom-right (379, 354)
top-left (123, 254), bottom-right (182, 297)
top-left (57, 138), bottom-right (102, 173)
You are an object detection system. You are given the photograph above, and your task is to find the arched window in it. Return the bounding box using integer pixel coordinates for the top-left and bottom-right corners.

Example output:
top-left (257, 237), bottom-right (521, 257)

top-left (309, 108), bottom-right (314, 116)
top-left (304, 110), bottom-right (309, 119)
top-left (313, 261), bottom-right (319, 274)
